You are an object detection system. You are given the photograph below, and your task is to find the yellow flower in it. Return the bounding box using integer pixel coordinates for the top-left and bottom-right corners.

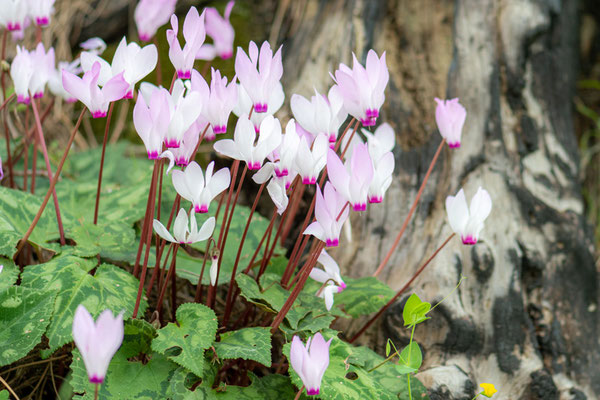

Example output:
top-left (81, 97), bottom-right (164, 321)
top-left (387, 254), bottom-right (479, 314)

top-left (480, 383), bottom-right (497, 398)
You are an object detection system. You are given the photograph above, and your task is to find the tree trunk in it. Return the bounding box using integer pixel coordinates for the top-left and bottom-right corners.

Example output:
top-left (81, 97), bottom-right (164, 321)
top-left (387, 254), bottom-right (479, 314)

top-left (280, 0), bottom-right (598, 399)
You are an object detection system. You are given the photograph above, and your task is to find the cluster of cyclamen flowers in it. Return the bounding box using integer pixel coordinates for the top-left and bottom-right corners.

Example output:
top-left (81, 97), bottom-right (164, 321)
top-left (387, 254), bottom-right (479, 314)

top-left (5, 0), bottom-right (494, 396)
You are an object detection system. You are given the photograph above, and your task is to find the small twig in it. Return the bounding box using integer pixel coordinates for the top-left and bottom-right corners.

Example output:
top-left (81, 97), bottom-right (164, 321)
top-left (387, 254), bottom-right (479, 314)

top-left (0, 373), bottom-right (20, 400)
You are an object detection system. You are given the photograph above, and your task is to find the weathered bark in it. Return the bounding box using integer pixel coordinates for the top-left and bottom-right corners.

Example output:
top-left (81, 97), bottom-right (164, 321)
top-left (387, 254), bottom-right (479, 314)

top-left (280, 0), bottom-right (598, 399)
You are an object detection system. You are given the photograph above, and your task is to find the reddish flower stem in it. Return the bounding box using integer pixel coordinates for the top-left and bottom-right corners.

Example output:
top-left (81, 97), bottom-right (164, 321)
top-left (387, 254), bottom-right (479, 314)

top-left (243, 208), bottom-right (277, 275)
top-left (194, 238), bottom-right (214, 303)
top-left (223, 181), bottom-right (265, 326)
top-left (207, 160), bottom-right (240, 308)
top-left (132, 160), bottom-right (160, 318)
top-left (0, 93), bottom-right (14, 113)
top-left (30, 97), bottom-right (66, 245)
top-left (23, 108), bottom-right (29, 191)
top-left (156, 243), bottom-right (178, 315)
top-left (350, 233), bottom-right (455, 343)
top-left (11, 99), bottom-right (53, 165)
top-left (93, 102), bottom-right (115, 225)
top-left (270, 242), bottom-right (325, 334)
top-left (30, 132), bottom-right (37, 193)
top-left (372, 138), bottom-right (446, 277)
top-left (340, 120), bottom-right (360, 158)
top-left (279, 180), bottom-right (304, 245)
top-left (15, 108), bottom-right (87, 255)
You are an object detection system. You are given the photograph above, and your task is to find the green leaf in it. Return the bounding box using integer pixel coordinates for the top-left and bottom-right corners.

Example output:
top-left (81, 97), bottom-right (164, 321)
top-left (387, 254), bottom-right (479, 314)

top-left (67, 219), bottom-right (136, 258)
top-left (0, 258), bottom-right (19, 291)
top-left (21, 254), bottom-right (147, 356)
top-left (385, 340), bottom-right (391, 357)
top-left (70, 319), bottom-right (179, 400)
top-left (334, 277), bottom-right (395, 318)
top-left (0, 287), bottom-right (55, 366)
top-left (214, 327), bottom-right (272, 367)
top-left (0, 390), bottom-right (7, 400)
top-left (167, 366), bottom-right (215, 400)
top-left (0, 186), bottom-right (60, 257)
top-left (214, 373), bottom-right (300, 399)
top-left (402, 293), bottom-right (431, 327)
top-left (152, 303), bottom-right (218, 377)
top-left (396, 342), bottom-right (423, 374)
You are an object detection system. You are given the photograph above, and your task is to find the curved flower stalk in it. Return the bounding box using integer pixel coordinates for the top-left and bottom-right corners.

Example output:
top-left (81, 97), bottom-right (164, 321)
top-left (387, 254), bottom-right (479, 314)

top-left (135, 0), bottom-right (177, 42)
top-left (153, 208), bottom-right (215, 244)
top-left (435, 98), bottom-right (467, 148)
top-left (198, 1), bottom-right (235, 60)
top-left (28, 0), bottom-right (55, 26)
top-left (363, 123), bottom-right (395, 203)
top-left (167, 6), bottom-right (206, 79)
top-left (214, 115), bottom-right (282, 170)
top-left (234, 41), bottom-right (283, 113)
top-left (304, 182), bottom-right (349, 247)
top-left (326, 143), bottom-right (374, 211)
top-left (333, 50), bottom-right (388, 127)
top-left (291, 86), bottom-right (347, 145)
top-left (81, 37), bottom-right (157, 98)
top-left (133, 86), bottom-right (171, 158)
top-left (62, 61), bottom-right (129, 118)
top-left (290, 333), bottom-right (332, 396)
top-left (72, 305), bottom-right (124, 384)
top-left (172, 161), bottom-right (231, 213)
top-left (232, 81), bottom-right (285, 133)
top-left (190, 69), bottom-right (237, 134)
top-left (294, 134), bottom-right (329, 185)
top-left (310, 250), bottom-right (346, 310)
top-left (445, 187), bottom-right (492, 245)
top-left (10, 43), bottom-right (54, 103)
top-left (0, 0), bottom-right (28, 31)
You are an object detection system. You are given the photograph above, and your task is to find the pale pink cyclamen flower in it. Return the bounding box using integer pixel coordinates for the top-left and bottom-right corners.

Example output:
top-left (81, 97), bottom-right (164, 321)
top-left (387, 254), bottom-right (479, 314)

top-left (172, 161), bottom-right (230, 213)
top-left (310, 250), bottom-right (346, 310)
top-left (263, 119), bottom-right (300, 178)
top-left (234, 41), bottom-right (283, 113)
top-left (253, 162), bottom-right (298, 194)
top-left (333, 50), bottom-right (388, 127)
top-left (10, 17), bottom-right (29, 41)
top-left (10, 43), bottom-right (54, 103)
top-left (167, 6), bottom-right (206, 79)
top-left (435, 98), bottom-right (467, 148)
top-left (291, 86), bottom-right (347, 145)
top-left (197, 1), bottom-right (235, 60)
top-left (72, 305), bottom-right (124, 384)
top-left (10, 45), bottom-right (34, 104)
top-left (165, 79), bottom-right (203, 148)
top-left (170, 123), bottom-right (200, 167)
top-left (232, 81), bottom-right (285, 134)
top-left (81, 37), bottom-right (157, 98)
top-left (214, 115), bottom-right (282, 170)
top-left (290, 333), bottom-right (332, 396)
top-left (133, 86), bottom-right (170, 158)
top-left (48, 60), bottom-right (81, 103)
top-left (304, 182), bottom-right (349, 247)
top-left (209, 253), bottom-right (219, 286)
top-left (190, 68), bottom-right (237, 134)
top-left (327, 144), bottom-right (374, 211)
top-left (445, 187), bottom-right (492, 245)
top-left (153, 208), bottom-right (215, 244)
top-left (63, 61), bottom-right (129, 118)
top-left (295, 134), bottom-right (329, 185)
top-left (135, 0), bottom-right (177, 42)
top-left (80, 37), bottom-right (107, 55)
top-left (0, 0), bottom-right (28, 31)
top-left (28, 0), bottom-right (55, 26)
top-left (362, 123), bottom-right (395, 203)
top-left (28, 43), bottom-right (55, 99)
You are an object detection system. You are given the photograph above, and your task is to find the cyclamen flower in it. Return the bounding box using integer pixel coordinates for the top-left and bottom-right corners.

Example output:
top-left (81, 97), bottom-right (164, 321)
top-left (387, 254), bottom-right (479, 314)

top-left (233, 81), bottom-right (285, 133)
top-left (133, 86), bottom-right (170, 158)
top-left (445, 187), bottom-right (492, 245)
top-left (266, 178), bottom-right (289, 215)
top-left (153, 208), bottom-right (215, 244)
top-left (62, 61), bottom-right (129, 118)
top-left (72, 305), bottom-right (124, 384)
top-left (214, 115), bottom-right (282, 170)
top-left (28, 43), bottom-right (55, 99)
top-left (198, 1), bottom-right (235, 60)
top-left (253, 162), bottom-right (298, 192)
top-left (304, 182), bottom-right (349, 247)
top-left (165, 79), bottom-right (203, 148)
top-left (290, 333), bottom-right (332, 396)
top-left (171, 123), bottom-right (201, 167)
top-left (363, 123), bottom-right (395, 203)
top-left (190, 68), bottom-right (237, 134)
top-left (266, 119), bottom-right (300, 178)
top-left (235, 41), bottom-right (283, 113)
top-left (172, 161), bottom-right (230, 213)
top-left (310, 250), bottom-right (346, 310)
top-left (81, 37), bottom-right (157, 98)
top-left (48, 60), bottom-right (81, 103)
top-left (209, 253), bottom-right (219, 286)
top-left (135, 0), bottom-right (177, 42)
top-left (435, 98), bottom-right (467, 148)
top-left (327, 144), bottom-right (374, 211)
top-left (295, 134), bottom-right (329, 185)
top-left (10, 45), bottom-right (34, 104)
top-left (291, 86), bottom-right (347, 145)
top-left (80, 37), bottom-right (107, 55)
top-left (167, 7), bottom-right (206, 79)
top-left (333, 50), bottom-right (388, 126)
top-left (0, 0), bottom-right (28, 31)
top-left (28, 0), bottom-right (55, 26)
top-left (10, 43), bottom-right (54, 103)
